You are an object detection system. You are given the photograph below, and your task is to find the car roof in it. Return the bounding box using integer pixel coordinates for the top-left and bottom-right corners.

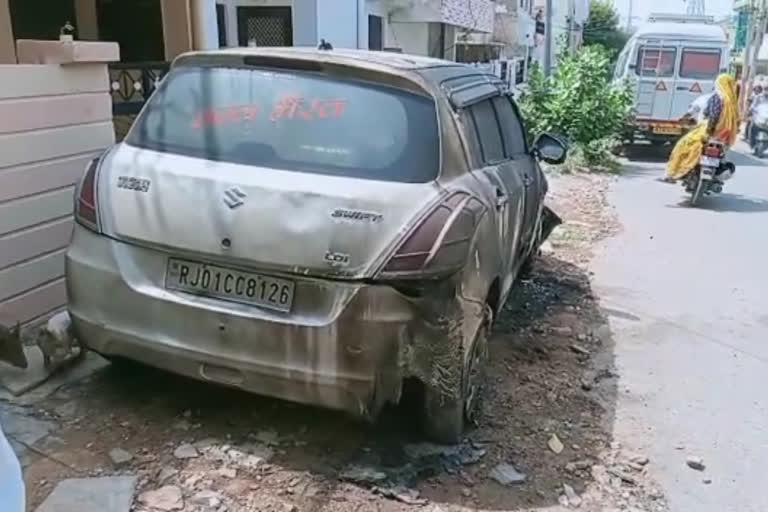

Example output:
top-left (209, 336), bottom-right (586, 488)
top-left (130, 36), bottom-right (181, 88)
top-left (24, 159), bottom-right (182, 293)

top-left (174, 47), bottom-right (488, 87)
top-left (174, 47), bottom-right (504, 106)
top-left (632, 22), bottom-right (727, 43)
top-left (194, 46), bottom-right (462, 70)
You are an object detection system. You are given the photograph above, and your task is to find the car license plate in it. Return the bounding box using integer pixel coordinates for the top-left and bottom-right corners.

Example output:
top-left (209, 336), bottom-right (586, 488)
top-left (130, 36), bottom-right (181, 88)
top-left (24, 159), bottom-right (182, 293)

top-left (165, 258), bottom-right (295, 313)
top-left (653, 125), bottom-right (682, 135)
top-left (700, 156), bottom-right (720, 168)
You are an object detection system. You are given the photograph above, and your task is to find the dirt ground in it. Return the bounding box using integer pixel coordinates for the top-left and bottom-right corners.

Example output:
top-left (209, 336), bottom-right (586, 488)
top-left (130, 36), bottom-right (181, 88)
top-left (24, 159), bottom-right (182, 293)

top-left (7, 172), bottom-right (668, 512)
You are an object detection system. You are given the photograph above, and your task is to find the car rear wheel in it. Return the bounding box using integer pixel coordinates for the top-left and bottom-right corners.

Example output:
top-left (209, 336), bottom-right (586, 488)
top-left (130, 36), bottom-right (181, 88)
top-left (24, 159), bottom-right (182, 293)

top-left (422, 306), bottom-right (490, 444)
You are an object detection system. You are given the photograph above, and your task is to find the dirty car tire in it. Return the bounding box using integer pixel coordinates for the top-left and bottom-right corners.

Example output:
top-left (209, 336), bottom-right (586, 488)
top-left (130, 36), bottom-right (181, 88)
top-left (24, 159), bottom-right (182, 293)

top-left (423, 390), bottom-right (465, 444)
top-left (519, 250), bottom-right (537, 278)
top-left (422, 307), bottom-right (491, 444)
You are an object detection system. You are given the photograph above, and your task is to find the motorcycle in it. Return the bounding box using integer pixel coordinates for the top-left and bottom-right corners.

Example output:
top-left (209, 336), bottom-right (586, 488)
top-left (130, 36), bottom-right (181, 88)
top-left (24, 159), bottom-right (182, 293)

top-left (750, 103), bottom-right (768, 158)
top-left (682, 138), bottom-right (734, 206)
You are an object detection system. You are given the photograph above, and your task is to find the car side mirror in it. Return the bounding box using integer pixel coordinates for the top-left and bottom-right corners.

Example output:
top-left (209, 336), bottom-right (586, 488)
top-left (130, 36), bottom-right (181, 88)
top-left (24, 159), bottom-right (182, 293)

top-left (533, 133), bottom-right (567, 164)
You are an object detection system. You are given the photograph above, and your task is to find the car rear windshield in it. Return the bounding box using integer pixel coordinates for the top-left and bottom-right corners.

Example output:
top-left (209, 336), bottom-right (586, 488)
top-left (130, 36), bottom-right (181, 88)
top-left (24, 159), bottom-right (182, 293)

top-left (635, 47), bottom-right (677, 77)
top-left (127, 66), bottom-right (440, 183)
top-left (679, 49), bottom-right (721, 79)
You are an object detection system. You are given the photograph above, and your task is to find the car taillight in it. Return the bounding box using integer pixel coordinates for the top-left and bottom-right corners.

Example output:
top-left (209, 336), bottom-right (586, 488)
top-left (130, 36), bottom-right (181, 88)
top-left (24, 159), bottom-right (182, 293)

top-left (704, 144), bottom-right (723, 158)
top-left (378, 192), bottom-right (486, 279)
top-left (75, 157), bottom-right (101, 232)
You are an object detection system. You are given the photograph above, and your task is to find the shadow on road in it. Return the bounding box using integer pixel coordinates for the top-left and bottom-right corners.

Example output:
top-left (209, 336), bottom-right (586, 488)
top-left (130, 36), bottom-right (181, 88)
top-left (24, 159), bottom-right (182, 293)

top-left (621, 144), bottom-right (672, 163)
top-left (694, 193), bottom-right (768, 213)
top-left (20, 256), bottom-right (619, 511)
top-left (726, 149), bottom-right (768, 167)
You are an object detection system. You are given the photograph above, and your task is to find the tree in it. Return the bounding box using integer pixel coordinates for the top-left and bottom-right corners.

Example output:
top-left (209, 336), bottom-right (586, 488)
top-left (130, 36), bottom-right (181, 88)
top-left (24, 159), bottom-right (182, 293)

top-left (518, 46), bottom-right (633, 168)
top-left (582, 0), bottom-right (628, 56)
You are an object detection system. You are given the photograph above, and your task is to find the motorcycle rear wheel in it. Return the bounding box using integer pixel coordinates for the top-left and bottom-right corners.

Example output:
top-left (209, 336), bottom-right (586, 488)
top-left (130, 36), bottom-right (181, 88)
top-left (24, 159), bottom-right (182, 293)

top-left (689, 172), bottom-right (705, 206)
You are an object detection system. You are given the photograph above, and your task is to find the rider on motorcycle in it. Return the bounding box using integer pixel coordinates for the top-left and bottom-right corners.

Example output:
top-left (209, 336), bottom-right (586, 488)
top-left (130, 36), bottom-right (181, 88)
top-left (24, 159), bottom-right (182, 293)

top-left (748, 86), bottom-right (768, 147)
top-left (664, 74), bottom-right (739, 182)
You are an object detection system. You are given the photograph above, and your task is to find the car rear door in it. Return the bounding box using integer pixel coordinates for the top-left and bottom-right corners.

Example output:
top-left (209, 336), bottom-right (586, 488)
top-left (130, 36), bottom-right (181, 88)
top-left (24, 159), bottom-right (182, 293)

top-left (633, 42), bottom-right (678, 121)
top-left (460, 97), bottom-right (525, 294)
top-left (671, 45), bottom-right (723, 120)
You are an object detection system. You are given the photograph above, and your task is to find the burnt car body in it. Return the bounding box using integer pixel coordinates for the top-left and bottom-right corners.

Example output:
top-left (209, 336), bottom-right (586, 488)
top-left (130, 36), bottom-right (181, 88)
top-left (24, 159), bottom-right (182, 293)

top-left (65, 47), bottom-right (564, 442)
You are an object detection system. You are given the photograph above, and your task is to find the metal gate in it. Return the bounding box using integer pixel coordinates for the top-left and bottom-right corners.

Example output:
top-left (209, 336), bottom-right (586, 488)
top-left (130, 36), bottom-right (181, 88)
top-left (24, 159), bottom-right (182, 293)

top-left (108, 62), bottom-right (170, 140)
top-left (237, 6), bottom-right (293, 47)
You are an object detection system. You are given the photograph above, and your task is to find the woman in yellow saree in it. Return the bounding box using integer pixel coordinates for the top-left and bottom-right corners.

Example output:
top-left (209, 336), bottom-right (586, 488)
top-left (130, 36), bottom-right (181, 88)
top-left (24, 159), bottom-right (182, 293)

top-left (665, 74), bottom-right (740, 181)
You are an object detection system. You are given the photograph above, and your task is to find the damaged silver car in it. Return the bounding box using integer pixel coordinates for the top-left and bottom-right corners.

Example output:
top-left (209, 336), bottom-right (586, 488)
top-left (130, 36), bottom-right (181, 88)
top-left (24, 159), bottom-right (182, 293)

top-left (65, 47), bottom-right (564, 443)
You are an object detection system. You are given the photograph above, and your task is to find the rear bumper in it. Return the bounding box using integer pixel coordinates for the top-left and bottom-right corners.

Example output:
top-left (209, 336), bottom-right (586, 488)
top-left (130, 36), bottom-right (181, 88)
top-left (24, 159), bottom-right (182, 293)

top-left (630, 120), bottom-right (688, 141)
top-left (65, 226), bottom-right (434, 417)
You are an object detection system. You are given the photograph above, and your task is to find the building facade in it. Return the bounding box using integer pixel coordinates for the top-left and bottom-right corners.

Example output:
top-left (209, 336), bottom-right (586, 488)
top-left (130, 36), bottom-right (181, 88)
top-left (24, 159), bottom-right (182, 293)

top-left (453, 0), bottom-right (536, 90)
top-left (531, 0), bottom-right (589, 71)
top-left (0, 0), bottom-right (495, 64)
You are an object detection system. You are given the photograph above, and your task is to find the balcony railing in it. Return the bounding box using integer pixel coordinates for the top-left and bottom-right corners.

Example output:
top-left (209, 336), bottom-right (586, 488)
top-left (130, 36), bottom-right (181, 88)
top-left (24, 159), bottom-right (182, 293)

top-left (108, 61), bottom-right (170, 116)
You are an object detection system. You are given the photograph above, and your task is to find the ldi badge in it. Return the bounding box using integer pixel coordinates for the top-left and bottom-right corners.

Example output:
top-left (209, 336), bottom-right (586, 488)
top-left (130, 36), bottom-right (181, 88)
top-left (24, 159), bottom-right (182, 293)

top-left (331, 208), bottom-right (383, 223)
top-left (324, 251), bottom-right (350, 267)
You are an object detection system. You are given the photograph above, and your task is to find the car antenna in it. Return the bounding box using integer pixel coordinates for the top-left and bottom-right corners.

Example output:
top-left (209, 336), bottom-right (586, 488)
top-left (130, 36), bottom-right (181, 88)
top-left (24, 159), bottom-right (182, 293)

top-left (318, 39), bottom-right (333, 50)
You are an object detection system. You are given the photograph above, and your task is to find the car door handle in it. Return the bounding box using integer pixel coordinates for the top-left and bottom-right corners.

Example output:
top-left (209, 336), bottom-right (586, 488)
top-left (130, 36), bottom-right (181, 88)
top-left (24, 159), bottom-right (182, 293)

top-left (523, 174), bottom-right (533, 187)
top-left (676, 86), bottom-right (688, 91)
top-left (495, 188), bottom-right (509, 209)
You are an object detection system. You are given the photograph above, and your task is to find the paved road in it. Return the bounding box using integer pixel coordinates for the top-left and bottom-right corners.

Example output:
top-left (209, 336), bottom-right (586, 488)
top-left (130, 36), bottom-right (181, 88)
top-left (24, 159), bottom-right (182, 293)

top-left (592, 144), bottom-right (768, 512)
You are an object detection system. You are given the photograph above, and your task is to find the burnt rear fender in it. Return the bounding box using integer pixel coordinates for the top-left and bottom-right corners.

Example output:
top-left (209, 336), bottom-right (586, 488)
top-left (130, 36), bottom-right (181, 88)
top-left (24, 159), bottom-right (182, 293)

top-left (400, 212), bottom-right (498, 400)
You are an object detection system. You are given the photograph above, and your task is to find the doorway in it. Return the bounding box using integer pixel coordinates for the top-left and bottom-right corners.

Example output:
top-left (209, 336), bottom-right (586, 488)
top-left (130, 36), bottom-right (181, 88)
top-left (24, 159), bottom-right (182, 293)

top-left (97, 0), bottom-right (164, 62)
top-left (368, 15), bottom-right (382, 51)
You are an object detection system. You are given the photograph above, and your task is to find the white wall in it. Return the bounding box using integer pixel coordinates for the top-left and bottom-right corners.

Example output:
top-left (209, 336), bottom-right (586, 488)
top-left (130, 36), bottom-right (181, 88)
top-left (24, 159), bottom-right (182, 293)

top-left (293, 0), bottom-right (318, 45)
top-left (389, 22), bottom-right (430, 55)
top-left (317, 0), bottom-right (359, 48)
top-left (0, 59), bottom-right (115, 326)
top-left (193, 0), bottom-right (220, 50)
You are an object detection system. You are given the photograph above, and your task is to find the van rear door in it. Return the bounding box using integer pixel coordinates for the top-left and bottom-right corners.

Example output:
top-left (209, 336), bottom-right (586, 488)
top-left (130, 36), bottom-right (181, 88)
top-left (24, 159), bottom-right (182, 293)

top-left (670, 46), bottom-right (723, 120)
top-left (633, 43), bottom-right (678, 121)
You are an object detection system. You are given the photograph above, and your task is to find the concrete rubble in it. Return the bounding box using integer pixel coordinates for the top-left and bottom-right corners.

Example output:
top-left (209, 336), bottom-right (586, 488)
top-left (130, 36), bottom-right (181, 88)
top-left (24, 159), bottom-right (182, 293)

top-left (109, 448), bottom-right (134, 467)
top-left (35, 476), bottom-right (137, 512)
top-left (488, 463), bottom-right (527, 485)
top-left (137, 485), bottom-right (184, 511)
top-left (548, 433), bottom-right (565, 454)
top-left (173, 443), bottom-right (199, 459)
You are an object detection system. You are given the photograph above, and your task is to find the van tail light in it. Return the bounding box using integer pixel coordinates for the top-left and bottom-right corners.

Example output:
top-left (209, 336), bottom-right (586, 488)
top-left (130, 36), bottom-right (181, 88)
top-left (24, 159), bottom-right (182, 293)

top-left (704, 144), bottom-right (723, 158)
top-left (75, 157), bottom-right (101, 232)
top-left (377, 192), bottom-right (486, 280)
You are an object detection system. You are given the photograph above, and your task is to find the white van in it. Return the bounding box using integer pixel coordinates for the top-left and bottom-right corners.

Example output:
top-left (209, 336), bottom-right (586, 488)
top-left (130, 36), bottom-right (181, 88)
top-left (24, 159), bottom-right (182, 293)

top-left (614, 21), bottom-right (729, 144)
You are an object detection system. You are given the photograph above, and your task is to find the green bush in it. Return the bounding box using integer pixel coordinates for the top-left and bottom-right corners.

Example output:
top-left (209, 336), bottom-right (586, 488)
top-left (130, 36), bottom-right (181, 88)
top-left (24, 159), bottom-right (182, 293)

top-left (519, 46), bottom-right (633, 169)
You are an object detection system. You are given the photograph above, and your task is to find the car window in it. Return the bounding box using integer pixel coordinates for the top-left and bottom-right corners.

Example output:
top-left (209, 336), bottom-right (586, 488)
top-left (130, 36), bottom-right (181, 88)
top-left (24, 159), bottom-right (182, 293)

top-left (127, 66), bottom-right (440, 183)
top-left (636, 46), bottom-right (677, 78)
top-left (468, 99), bottom-right (505, 164)
top-left (680, 49), bottom-right (721, 80)
top-left (492, 96), bottom-right (527, 156)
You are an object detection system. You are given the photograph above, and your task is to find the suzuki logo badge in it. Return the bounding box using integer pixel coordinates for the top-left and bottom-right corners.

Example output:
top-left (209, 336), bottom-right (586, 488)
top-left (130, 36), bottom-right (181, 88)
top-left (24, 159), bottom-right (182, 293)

top-left (223, 186), bottom-right (247, 209)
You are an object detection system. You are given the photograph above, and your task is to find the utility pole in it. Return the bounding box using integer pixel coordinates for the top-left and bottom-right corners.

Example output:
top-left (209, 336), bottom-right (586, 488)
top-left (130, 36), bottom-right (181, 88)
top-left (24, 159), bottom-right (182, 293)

top-left (544, 0), bottom-right (553, 75)
top-left (626, 0), bottom-right (633, 32)
top-left (742, 0), bottom-right (767, 113)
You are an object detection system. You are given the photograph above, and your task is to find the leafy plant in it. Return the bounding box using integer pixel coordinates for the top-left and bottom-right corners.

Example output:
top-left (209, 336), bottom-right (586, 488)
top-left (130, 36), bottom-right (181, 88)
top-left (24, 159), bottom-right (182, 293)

top-left (518, 45), bottom-right (633, 171)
